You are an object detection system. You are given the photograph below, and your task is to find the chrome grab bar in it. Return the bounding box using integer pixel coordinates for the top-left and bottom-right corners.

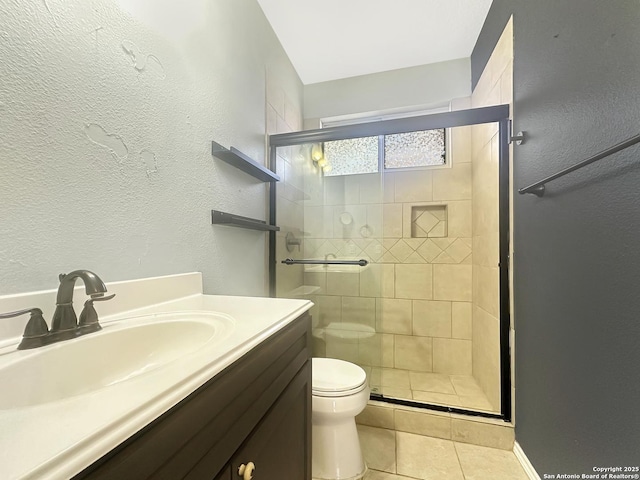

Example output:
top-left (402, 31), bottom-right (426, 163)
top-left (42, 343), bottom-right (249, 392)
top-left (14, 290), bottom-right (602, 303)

top-left (281, 258), bottom-right (368, 267)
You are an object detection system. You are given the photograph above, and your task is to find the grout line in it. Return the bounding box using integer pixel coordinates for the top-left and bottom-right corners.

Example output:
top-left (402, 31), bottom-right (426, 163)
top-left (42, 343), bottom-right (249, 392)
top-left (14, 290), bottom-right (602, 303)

top-left (452, 441), bottom-right (469, 480)
top-left (367, 468), bottom-right (423, 480)
top-left (409, 298), bottom-right (414, 339)
top-left (394, 429), bottom-right (399, 476)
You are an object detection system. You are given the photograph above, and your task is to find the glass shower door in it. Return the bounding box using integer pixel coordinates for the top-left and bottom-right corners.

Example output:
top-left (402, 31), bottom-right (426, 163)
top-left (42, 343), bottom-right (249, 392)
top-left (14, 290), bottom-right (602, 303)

top-left (270, 105), bottom-right (511, 420)
top-left (272, 140), bottom-right (385, 379)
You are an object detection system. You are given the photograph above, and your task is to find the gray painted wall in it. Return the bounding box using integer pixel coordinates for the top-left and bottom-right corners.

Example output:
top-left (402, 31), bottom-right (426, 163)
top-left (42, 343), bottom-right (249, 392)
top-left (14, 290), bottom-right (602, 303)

top-left (0, 0), bottom-right (302, 296)
top-left (472, 0), bottom-right (640, 473)
top-left (304, 58), bottom-right (471, 121)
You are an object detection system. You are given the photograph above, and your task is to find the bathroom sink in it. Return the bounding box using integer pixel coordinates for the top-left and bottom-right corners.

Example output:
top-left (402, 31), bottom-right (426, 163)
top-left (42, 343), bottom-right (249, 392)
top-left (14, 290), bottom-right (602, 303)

top-left (0, 311), bottom-right (235, 409)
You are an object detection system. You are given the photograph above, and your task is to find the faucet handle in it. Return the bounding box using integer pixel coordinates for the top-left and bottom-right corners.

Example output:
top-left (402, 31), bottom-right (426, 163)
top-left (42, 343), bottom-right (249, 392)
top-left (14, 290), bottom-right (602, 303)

top-left (78, 294), bottom-right (115, 334)
top-left (0, 308), bottom-right (49, 350)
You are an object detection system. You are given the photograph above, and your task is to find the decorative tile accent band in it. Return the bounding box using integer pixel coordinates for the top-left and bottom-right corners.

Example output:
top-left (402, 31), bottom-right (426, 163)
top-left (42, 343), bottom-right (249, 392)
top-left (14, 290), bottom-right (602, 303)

top-left (305, 237), bottom-right (471, 265)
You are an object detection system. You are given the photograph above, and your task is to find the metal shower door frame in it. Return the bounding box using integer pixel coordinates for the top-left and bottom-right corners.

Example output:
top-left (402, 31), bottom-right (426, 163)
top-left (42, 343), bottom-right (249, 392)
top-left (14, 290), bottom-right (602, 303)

top-left (268, 104), bottom-right (512, 421)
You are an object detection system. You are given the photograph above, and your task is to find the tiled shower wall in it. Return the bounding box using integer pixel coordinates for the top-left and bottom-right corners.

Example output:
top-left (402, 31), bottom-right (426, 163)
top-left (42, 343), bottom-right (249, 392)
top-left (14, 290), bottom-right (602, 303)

top-left (304, 126), bottom-right (476, 376)
top-left (470, 18), bottom-right (514, 411)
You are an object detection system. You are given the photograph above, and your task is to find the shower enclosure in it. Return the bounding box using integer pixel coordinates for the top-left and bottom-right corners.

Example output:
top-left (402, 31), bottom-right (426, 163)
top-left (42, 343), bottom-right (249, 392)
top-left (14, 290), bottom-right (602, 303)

top-left (269, 106), bottom-right (511, 420)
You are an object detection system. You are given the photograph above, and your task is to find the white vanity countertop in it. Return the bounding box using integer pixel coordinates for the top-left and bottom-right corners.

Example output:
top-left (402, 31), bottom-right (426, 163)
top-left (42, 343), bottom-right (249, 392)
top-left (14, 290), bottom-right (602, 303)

top-left (0, 292), bottom-right (313, 479)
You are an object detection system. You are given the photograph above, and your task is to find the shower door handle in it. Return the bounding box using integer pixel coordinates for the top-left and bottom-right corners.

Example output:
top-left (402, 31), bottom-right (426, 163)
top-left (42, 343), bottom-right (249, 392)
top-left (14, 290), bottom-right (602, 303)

top-left (281, 258), bottom-right (368, 266)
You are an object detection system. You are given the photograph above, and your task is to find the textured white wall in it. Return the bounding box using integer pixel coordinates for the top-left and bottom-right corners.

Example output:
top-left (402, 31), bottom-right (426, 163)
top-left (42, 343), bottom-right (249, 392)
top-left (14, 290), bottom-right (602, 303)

top-left (0, 0), bottom-right (302, 295)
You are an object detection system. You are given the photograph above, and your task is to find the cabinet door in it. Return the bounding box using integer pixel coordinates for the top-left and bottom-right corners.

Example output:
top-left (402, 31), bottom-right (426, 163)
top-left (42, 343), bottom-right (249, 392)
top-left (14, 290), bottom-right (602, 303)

top-left (231, 362), bottom-right (311, 480)
top-left (214, 466), bottom-right (231, 480)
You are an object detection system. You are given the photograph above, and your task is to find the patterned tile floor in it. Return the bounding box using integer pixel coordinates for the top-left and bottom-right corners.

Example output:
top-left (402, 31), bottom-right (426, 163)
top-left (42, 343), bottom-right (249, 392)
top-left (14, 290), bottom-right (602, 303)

top-left (366, 368), bottom-right (499, 413)
top-left (360, 433), bottom-right (529, 480)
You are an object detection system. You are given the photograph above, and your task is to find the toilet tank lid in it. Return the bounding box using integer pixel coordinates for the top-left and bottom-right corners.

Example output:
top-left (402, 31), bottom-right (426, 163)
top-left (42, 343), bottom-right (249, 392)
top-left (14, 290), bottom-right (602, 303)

top-left (312, 357), bottom-right (367, 393)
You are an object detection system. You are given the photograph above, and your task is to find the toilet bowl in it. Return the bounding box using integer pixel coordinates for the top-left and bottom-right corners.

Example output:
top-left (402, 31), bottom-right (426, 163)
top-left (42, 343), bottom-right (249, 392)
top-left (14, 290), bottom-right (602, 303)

top-left (312, 357), bottom-right (370, 480)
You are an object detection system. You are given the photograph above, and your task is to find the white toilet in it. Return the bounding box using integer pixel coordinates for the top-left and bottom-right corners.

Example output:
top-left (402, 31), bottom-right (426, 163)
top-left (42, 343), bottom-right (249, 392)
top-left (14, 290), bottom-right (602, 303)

top-left (312, 357), bottom-right (370, 480)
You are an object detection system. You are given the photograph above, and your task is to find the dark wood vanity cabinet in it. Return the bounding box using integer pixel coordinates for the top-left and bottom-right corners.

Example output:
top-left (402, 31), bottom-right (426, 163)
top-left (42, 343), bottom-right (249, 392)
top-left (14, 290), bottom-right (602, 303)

top-left (75, 312), bottom-right (312, 480)
top-left (213, 467), bottom-right (231, 480)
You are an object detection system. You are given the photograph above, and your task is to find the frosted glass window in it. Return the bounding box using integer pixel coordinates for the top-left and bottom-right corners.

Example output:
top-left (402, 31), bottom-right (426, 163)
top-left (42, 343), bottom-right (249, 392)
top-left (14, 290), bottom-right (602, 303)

top-left (384, 129), bottom-right (446, 169)
top-left (323, 136), bottom-right (378, 176)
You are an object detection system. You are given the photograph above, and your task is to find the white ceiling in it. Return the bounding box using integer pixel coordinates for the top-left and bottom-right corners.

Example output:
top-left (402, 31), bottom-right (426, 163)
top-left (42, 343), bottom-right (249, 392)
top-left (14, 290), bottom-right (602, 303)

top-left (256, 0), bottom-right (493, 85)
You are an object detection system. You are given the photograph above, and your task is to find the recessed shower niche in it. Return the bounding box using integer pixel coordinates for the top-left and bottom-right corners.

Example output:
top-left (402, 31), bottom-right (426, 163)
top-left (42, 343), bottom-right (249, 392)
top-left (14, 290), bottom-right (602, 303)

top-left (410, 204), bottom-right (447, 238)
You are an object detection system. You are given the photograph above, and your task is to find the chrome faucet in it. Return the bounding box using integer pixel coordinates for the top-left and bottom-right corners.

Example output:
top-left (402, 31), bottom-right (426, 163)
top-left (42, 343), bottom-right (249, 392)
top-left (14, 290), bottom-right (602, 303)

top-left (0, 270), bottom-right (114, 349)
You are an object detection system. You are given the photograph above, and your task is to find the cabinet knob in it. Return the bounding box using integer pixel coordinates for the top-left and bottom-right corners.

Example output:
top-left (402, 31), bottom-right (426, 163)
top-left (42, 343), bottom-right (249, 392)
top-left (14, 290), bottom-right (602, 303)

top-left (238, 462), bottom-right (256, 480)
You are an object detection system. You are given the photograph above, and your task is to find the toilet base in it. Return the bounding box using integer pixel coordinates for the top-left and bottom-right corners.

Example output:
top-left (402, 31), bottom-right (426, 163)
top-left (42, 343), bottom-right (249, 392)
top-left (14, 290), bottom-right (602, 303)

top-left (312, 417), bottom-right (367, 480)
top-left (313, 466), bottom-right (367, 480)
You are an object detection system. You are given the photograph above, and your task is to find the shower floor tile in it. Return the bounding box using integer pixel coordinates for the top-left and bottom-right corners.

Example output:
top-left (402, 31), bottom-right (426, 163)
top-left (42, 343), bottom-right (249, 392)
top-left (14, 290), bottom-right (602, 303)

top-left (368, 368), bottom-right (498, 414)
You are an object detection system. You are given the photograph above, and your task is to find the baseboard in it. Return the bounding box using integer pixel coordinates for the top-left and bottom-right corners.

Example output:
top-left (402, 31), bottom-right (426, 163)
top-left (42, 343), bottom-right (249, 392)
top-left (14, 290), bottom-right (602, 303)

top-left (514, 441), bottom-right (541, 480)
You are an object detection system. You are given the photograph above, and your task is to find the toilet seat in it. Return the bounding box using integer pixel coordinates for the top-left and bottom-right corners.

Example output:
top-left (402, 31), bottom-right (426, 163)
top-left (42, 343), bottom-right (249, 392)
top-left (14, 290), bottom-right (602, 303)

top-left (312, 357), bottom-right (368, 397)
